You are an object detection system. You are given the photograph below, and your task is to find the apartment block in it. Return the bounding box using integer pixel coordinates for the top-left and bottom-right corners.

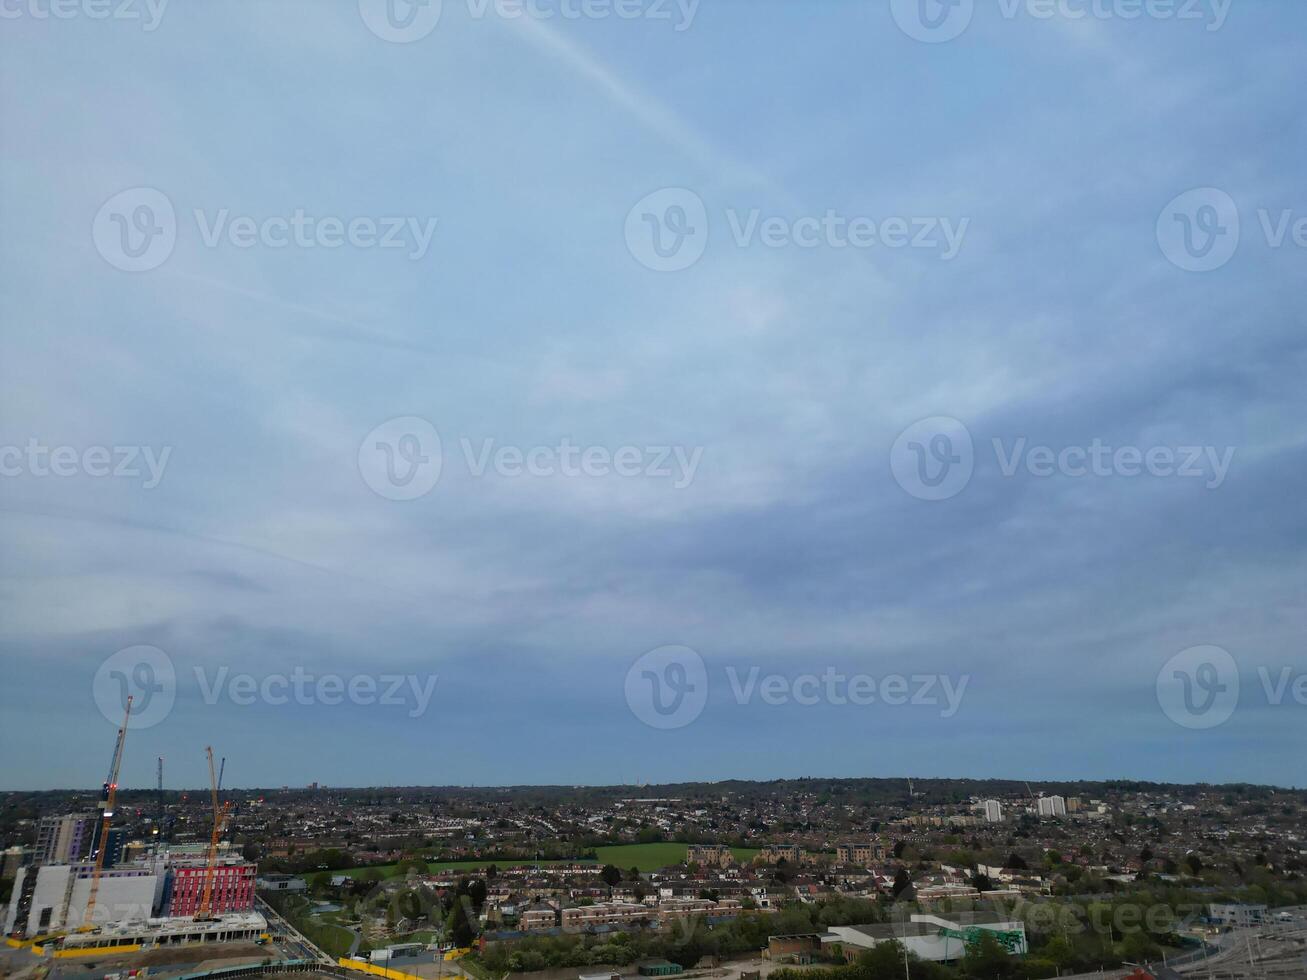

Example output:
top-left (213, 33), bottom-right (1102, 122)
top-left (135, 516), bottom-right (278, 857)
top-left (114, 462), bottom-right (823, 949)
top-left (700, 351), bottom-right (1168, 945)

top-left (835, 842), bottom-right (885, 866)
top-left (560, 901), bottom-right (652, 930)
top-left (3, 864), bottom-right (160, 936)
top-left (1037, 796), bottom-right (1067, 818)
top-left (686, 844), bottom-right (733, 868)
top-left (164, 861), bottom-right (256, 917)
top-left (518, 902), bottom-right (560, 931)
top-left (760, 844), bottom-right (803, 864)
top-left (35, 813), bottom-right (97, 865)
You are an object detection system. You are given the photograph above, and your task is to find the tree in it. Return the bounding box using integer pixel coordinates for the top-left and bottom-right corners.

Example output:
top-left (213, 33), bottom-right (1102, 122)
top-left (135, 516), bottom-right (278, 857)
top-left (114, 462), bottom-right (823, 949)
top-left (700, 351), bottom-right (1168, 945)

top-left (444, 895), bottom-right (478, 948)
top-left (960, 932), bottom-right (1016, 978)
top-left (669, 935), bottom-right (704, 970)
top-left (468, 878), bottom-right (488, 911)
top-left (600, 864), bottom-right (622, 887)
top-left (891, 869), bottom-right (913, 898)
top-left (1119, 930), bottom-right (1159, 963)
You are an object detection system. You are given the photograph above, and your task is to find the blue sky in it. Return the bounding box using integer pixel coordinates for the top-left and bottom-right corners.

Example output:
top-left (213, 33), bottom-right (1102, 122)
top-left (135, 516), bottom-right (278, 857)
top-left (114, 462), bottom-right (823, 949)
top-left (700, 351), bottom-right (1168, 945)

top-left (1, 0), bottom-right (1304, 791)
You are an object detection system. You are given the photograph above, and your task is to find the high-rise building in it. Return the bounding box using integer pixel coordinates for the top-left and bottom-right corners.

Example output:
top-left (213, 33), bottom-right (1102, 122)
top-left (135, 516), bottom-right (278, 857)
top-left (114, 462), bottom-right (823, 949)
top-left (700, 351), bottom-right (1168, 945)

top-left (982, 800), bottom-right (1004, 823)
top-left (1, 846), bottom-right (30, 881)
top-left (2, 864), bottom-right (159, 936)
top-left (164, 860), bottom-right (257, 917)
top-left (35, 813), bottom-right (97, 864)
top-left (101, 828), bottom-right (128, 868)
top-left (1036, 796), bottom-right (1067, 818)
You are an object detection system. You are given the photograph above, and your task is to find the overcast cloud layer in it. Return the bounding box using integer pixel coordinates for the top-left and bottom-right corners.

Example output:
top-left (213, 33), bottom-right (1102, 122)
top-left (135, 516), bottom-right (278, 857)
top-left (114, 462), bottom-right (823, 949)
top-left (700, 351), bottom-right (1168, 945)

top-left (1, 0), bottom-right (1304, 791)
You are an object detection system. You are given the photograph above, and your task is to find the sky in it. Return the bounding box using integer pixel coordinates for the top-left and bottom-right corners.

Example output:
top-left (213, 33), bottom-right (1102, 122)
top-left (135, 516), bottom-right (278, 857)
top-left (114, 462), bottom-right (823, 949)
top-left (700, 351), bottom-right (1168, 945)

top-left (0, 0), bottom-right (1304, 791)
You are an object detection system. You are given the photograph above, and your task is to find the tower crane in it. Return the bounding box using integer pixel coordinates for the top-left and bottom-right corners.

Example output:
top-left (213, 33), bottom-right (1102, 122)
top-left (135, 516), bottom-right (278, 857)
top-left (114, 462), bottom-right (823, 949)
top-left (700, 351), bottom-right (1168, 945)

top-left (82, 696), bottom-right (132, 929)
top-left (197, 747), bottom-right (232, 921)
top-left (156, 756), bottom-right (164, 842)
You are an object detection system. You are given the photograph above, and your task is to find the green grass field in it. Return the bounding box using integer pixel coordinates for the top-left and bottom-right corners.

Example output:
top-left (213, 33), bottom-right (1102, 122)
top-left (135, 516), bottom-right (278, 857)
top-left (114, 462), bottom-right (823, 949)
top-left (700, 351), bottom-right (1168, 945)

top-left (317, 842), bottom-right (760, 880)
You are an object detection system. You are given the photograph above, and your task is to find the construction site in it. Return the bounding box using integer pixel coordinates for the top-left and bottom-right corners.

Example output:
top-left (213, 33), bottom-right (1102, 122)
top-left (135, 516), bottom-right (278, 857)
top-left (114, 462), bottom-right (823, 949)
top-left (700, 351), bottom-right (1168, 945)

top-left (3, 696), bottom-right (272, 959)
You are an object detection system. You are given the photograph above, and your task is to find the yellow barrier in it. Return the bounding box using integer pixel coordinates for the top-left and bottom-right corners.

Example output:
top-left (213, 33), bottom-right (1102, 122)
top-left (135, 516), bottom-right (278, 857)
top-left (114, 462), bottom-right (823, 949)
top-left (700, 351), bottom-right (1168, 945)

top-left (337, 957), bottom-right (425, 980)
top-left (53, 944), bottom-right (142, 958)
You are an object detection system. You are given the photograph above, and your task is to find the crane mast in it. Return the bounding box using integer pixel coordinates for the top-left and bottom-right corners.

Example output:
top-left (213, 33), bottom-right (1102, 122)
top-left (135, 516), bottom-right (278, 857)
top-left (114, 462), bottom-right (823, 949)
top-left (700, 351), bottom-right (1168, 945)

top-left (156, 756), bottom-right (164, 843)
top-left (82, 695), bottom-right (132, 929)
top-left (197, 747), bottom-right (232, 920)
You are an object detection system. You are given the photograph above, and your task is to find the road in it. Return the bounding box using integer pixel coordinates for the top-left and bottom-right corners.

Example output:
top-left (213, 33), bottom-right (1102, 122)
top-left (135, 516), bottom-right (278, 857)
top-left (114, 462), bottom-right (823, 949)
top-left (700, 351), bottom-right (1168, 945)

top-left (1152, 907), bottom-right (1306, 979)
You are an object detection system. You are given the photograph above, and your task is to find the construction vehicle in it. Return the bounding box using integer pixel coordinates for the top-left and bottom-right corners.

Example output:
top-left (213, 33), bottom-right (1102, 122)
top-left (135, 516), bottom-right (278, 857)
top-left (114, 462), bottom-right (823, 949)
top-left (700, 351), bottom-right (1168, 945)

top-left (82, 696), bottom-right (133, 930)
top-left (196, 746), bottom-right (233, 921)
